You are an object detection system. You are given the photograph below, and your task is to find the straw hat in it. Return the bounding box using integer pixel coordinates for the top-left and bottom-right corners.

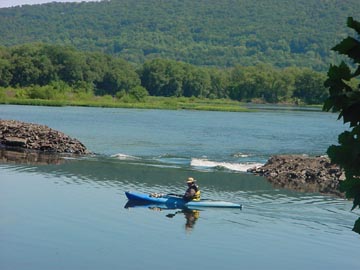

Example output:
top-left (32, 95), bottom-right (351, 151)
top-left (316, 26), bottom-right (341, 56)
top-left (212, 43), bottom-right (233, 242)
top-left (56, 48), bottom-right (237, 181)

top-left (186, 177), bottom-right (196, 183)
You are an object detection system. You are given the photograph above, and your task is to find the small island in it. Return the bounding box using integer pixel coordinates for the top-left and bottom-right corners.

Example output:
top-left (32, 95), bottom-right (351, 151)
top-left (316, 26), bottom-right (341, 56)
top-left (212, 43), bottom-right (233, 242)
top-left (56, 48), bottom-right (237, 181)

top-left (248, 155), bottom-right (344, 197)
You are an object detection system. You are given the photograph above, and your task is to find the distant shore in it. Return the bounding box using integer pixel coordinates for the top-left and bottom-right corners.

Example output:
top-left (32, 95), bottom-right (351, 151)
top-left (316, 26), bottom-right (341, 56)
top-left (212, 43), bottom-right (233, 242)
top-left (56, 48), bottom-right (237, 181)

top-left (0, 96), bottom-right (323, 113)
top-left (0, 96), bottom-right (254, 112)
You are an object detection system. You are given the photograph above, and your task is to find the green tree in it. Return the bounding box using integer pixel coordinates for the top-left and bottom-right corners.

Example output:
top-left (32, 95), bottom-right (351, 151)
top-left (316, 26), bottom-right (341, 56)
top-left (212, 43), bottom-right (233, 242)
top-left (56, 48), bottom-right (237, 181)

top-left (0, 0), bottom-right (360, 70)
top-left (0, 47), bottom-right (12, 87)
top-left (140, 59), bottom-right (185, 97)
top-left (323, 17), bottom-right (360, 233)
top-left (228, 65), bottom-right (286, 102)
top-left (83, 52), bottom-right (109, 84)
top-left (228, 65), bottom-right (253, 101)
top-left (183, 65), bottom-right (211, 98)
top-left (293, 69), bottom-right (328, 104)
top-left (0, 58), bottom-right (12, 87)
top-left (53, 48), bottom-right (87, 84)
top-left (255, 64), bottom-right (288, 103)
top-left (95, 58), bottom-right (140, 96)
top-left (208, 68), bottom-right (230, 99)
top-left (9, 44), bottom-right (55, 87)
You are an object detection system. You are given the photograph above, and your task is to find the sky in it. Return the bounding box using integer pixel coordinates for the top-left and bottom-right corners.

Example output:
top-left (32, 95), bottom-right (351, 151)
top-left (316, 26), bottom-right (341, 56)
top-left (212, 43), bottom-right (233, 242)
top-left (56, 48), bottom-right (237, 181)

top-left (0, 0), bottom-right (99, 8)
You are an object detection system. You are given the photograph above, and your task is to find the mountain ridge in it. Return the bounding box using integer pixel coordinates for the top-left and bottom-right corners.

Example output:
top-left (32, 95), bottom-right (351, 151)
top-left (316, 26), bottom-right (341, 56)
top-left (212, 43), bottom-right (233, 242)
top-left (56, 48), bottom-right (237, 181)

top-left (0, 0), bottom-right (359, 70)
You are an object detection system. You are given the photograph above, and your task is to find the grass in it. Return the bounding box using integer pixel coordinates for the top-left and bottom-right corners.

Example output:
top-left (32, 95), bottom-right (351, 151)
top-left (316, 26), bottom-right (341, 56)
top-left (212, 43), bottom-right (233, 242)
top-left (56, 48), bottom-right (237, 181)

top-left (0, 96), bottom-right (252, 112)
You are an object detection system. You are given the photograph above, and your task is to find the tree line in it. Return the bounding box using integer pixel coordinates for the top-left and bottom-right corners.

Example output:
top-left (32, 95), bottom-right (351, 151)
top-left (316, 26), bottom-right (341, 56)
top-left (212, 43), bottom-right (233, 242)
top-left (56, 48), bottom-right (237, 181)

top-left (0, 43), bottom-right (331, 104)
top-left (0, 0), bottom-right (359, 71)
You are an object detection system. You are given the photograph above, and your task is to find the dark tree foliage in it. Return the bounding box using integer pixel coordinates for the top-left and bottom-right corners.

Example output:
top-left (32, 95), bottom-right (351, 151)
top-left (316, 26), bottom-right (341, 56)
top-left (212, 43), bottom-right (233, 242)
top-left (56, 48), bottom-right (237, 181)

top-left (323, 17), bottom-right (360, 234)
top-left (0, 43), bottom-right (331, 104)
top-left (0, 43), bottom-right (141, 95)
top-left (140, 59), bottom-right (212, 98)
top-left (293, 70), bottom-right (328, 104)
top-left (95, 58), bottom-right (140, 96)
top-left (0, 0), bottom-right (359, 71)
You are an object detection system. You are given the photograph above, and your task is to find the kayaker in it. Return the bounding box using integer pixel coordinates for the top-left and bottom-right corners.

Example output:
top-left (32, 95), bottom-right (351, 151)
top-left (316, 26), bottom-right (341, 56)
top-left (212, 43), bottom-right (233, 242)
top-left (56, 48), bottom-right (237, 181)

top-left (183, 177), bottom-right (201, 202)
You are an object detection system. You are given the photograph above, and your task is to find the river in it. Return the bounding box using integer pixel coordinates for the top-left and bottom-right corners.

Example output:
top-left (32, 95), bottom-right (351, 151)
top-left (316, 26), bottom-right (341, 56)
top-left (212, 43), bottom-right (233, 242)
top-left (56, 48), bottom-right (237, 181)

top-left (0, 104), bottom-right (359, 269)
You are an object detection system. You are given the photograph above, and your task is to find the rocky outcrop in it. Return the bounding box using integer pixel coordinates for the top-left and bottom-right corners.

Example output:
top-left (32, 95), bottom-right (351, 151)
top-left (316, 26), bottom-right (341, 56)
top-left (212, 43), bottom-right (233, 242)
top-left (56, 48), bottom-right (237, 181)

top-left (0, 120), bottom-right (89, 154)
top-left (248, 155), bottom-right (345, 197)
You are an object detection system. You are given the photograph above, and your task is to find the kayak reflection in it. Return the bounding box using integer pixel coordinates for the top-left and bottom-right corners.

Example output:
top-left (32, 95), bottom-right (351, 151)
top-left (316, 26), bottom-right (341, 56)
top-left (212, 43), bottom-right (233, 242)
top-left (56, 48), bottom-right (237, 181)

top-left (166, 209), bottom-right (200, 232)
top-left (124, 200), bottom-right (200, 232)
top-left (124, 191), bottom-right (241, 232)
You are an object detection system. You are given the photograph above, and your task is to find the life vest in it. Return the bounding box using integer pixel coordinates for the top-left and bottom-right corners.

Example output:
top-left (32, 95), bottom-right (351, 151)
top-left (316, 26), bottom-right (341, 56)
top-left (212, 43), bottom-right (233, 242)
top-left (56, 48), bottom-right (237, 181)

top-left (192, 185), bottom-right (201, 201)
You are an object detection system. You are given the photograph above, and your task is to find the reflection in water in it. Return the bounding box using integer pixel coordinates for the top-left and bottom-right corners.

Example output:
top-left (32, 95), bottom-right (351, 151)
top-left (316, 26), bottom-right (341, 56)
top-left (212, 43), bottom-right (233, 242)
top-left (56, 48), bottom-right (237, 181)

top-left (0, 148), bottom-right (66, 165)
top-left (167, 209), bottom-right (200, 233)
top-left (125, 201), bottom-right (200, 233)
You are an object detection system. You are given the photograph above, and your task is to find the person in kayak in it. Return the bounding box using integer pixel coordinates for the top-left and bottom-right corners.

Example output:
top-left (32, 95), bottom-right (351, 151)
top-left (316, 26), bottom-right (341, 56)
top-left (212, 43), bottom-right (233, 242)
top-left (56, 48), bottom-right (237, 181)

top-left (183, 177), bottom-right (201, 202)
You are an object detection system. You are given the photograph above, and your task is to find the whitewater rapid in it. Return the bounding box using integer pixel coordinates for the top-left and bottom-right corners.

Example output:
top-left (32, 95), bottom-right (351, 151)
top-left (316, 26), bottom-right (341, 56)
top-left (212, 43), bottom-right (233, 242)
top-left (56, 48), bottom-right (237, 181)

top-left (112, 152), bottom-right (263, 173)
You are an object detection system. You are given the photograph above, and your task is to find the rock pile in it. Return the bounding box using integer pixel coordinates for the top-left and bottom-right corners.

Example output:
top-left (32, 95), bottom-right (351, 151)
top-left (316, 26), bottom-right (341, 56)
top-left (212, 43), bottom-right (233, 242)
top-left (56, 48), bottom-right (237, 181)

top-left (0, 120), bottom-right (89, 154)
top-left (248, 155), bottom-right (345, 197)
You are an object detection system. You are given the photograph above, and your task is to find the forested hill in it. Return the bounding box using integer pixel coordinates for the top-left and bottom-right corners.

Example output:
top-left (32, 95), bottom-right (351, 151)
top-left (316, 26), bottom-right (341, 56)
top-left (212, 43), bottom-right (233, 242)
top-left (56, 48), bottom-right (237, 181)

top-left (0, 0), bottom-right (359, 71)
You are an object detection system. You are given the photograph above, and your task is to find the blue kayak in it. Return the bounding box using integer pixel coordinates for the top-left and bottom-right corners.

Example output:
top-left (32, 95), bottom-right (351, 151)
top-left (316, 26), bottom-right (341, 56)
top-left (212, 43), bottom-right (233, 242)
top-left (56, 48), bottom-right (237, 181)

top-left (125, 191), bottom-right (242, 209)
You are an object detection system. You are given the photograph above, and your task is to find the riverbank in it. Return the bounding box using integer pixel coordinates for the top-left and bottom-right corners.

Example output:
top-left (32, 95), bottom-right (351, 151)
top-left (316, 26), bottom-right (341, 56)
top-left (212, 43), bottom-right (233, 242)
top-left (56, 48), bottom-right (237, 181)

top-left (0, 96), bottom-right (251, 112)
top-left (0, 119), bottom-right (89, 154)
top-left (248, 155), bottom-right (344, 197)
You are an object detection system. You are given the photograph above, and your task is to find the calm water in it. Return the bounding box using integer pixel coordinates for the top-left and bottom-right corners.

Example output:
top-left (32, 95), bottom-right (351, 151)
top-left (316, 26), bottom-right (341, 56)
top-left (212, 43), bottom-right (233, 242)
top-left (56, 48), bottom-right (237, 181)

top-left (0, 104), bottom-right (359, 270)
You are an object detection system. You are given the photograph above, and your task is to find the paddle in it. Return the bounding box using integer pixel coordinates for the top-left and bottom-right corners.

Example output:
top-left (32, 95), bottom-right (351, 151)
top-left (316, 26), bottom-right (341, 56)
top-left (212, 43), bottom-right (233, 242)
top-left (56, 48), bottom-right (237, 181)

top-left (150, 193), bottom-right (183, 198)
top-left (166, 211), bottom-right (182, 218)
top-left (166, 193), bottom-right (183, 197)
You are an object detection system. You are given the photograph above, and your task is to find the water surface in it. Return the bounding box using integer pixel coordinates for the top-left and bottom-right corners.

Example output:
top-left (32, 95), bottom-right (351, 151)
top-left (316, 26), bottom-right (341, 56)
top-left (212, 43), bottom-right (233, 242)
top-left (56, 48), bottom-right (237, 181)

top-left (0, 105), bottom-right (359, 270)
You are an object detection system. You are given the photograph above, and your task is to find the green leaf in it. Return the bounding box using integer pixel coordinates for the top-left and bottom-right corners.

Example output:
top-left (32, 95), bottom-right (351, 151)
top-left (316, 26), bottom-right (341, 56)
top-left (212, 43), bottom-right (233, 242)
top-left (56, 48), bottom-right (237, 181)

top-left (353, 66), bottom-right (360, 77)
top-left (351, 195), bottom-right (360, 211)
top-left (347, 17), bottom-right (360, 36)
top-left (338, 176), bottom-right (360, 199)
top-left (327, 62), bottom-right (352, 82)
top-left (322, 97), bottom-right (334, 112)
top-left (342, 91), bottom-right (360, 126)
top-left (353, 217), bottom-right (360, 234)
top-left (323, 64), bottom-right (353, 109)
top-left (325, 17), bottom-right (360, 231)
top-left (332, 37), bottom-right (360, 64)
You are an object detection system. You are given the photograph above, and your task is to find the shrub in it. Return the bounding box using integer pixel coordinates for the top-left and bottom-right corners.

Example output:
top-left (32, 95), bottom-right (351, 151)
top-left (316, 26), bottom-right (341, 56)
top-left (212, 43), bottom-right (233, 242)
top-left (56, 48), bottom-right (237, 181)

top-left (128, 86), bottom-right (148, 102)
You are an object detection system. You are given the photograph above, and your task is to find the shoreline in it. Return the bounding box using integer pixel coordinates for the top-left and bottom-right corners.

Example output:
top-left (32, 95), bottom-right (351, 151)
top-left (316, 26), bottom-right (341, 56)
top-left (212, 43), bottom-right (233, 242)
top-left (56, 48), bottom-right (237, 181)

top-left (0, 97), bottom-right (252, 112)
top-left (0, 97), bottom-right (323, 113)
